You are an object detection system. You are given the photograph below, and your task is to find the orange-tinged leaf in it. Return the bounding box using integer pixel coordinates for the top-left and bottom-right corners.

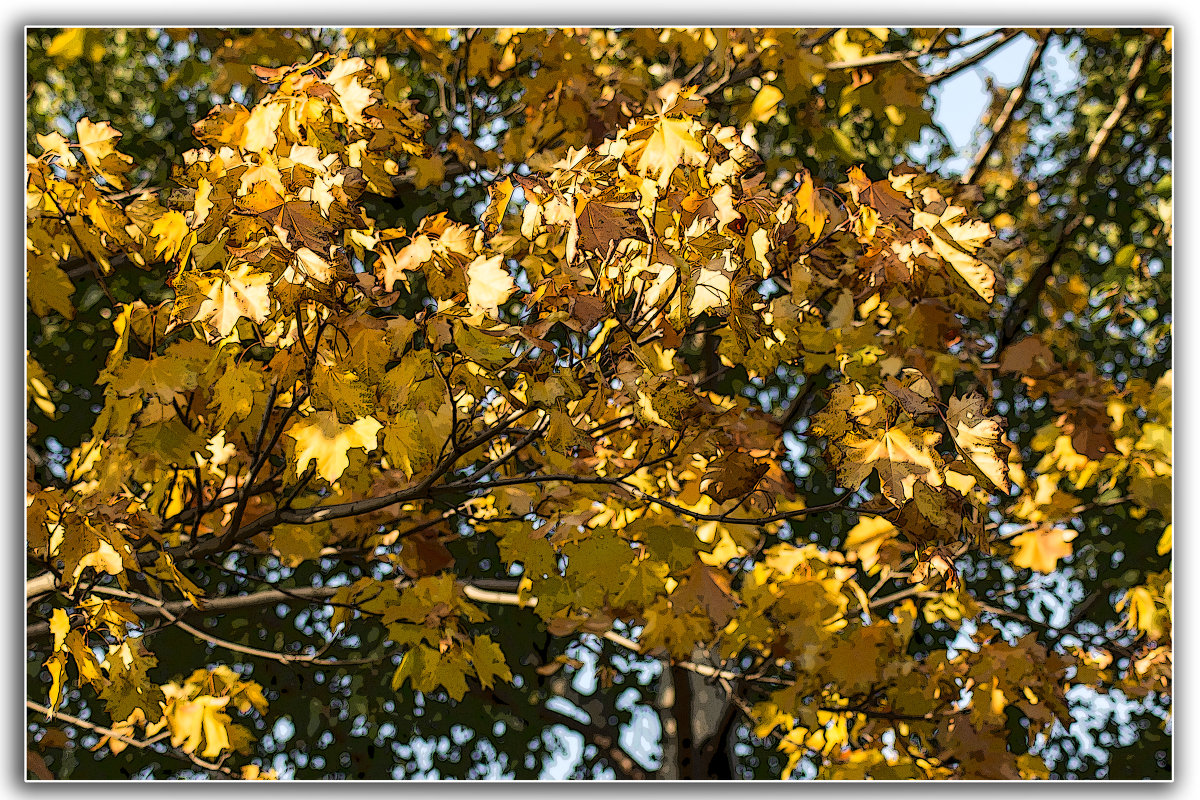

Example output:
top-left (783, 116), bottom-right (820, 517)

top-left (378, 235), bottom-right (434, 292)
top-left (1010, 526), bottom-right (1076, 573)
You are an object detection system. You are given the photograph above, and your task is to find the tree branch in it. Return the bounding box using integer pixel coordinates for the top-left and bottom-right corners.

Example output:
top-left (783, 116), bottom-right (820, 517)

top-left (997, 34), bottom-right (1157, 353)
top-left (25, 700), bottom-right (234, 779)
top-left (963, 34), bottom-right (1050, 185)
top-left (486, 685), bottom-right (648, 780)
top-left (924, 30), bottom-right (1024, 85)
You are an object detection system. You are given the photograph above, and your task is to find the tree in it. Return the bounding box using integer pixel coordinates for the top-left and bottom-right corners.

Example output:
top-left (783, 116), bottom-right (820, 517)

top-left (26, 27), bottom-right (1170, 781)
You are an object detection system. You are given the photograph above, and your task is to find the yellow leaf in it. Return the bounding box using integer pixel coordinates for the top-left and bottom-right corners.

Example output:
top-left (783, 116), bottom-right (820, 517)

top-left (286, 411), bottom-right (383, 483)
top-left (1010, 526), bottom-right (1077, 573)
top-left (688, 256), bottom-right (734, 318)
top-left (946, 393), bottom-right (1011, 492)
top-left (913, 207), bottom-right (996, 303)
top-left (75, 118), bottom-right (133, 184)
top-left (334, 77), bottom-right (376, 126)
top-left (45, 653), bottom-right (68, 710)
top-left (378, 235), bottom-right (433, 292)
top-left (36, 131), bottom-right (78, 167)
top-left (482, 176), bottom-right (515, 234)
top-left (46, 28), bottom-right (87, 62)
top-left (466, 254), bottom-right (516, 317)
top-left (629, 117), bottom-right (706, 186)
top-left (241, 103), bottom-right (285, 152)
top-left (150, 211), bottom-right (189, 261)
top-left (199, 697), bottom-right (232, 758)
top-left (49, 608), bottom-right (70, 652)
top-left (843, 515), bottom-right (897, 569)
top-left (1157, 524), bottom-right (1172, 556)
top-left (196, 263), bottom-right (273, 338)
top-left (748, 85), bottom-right (784, 123)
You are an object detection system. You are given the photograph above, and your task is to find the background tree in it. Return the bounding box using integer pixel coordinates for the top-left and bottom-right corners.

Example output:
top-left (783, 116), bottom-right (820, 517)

top-left (26, 27), bottom-right (1170, 780)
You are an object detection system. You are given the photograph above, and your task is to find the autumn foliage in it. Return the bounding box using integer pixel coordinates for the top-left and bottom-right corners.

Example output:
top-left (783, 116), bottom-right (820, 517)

top-left (27, 28), bottom-right (1170, 780)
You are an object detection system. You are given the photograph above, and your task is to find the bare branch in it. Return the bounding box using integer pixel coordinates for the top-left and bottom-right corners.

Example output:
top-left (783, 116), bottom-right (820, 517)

top-left (963, 34), bottom-right (1050, 185)
top-left (998, 35), bottom-right (1158, 352)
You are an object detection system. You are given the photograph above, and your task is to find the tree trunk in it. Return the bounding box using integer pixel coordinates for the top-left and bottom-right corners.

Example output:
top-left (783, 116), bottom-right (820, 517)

top-left (656, 654), bottom-right (737, 778)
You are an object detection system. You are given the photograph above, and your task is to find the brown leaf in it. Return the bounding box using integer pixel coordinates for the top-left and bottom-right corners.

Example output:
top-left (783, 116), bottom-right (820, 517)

top-left (574, 198), bottom-right (648, 256)
top-left (847, 166), bottom-right (913, 225)
top-left (399, 528), bottom-right (456, 577)
top-left (703, 450), bottom-right (769, 503)
top-left (675, 559), bottom-right (737, 627)
top-left (567, 292), bottom-right (608, 330)
top-left (999, 336), bottom-right (1059, 377)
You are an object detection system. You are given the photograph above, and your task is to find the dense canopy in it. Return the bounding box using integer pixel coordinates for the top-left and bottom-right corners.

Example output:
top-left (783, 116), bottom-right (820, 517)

top-left (26, 27), bottom-right (1171, 780)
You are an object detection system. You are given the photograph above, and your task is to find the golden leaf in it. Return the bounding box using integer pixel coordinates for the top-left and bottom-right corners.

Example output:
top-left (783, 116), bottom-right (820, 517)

top-left (466, 254), bottom-right (515, 317)
top-left (196, 263), bottom-right (273, 338)
top-left (1010, 526), bottom-right (1077, 573)
top-left (286, 411), bottom-right (383, 483)
top-left (946, 393), bottom-right (1011, 492)
top-left (628, 116), bottom-right (706, 186)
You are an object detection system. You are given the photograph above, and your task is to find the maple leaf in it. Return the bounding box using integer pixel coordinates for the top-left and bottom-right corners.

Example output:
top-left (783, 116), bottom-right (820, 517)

top-left (834, 421), bottom-right (945, 504)
top-left (237, 182), bottom-right (337, 253)
top-left (108, 355), bottom-right (198, 405)
top-left (946, 393), bottom-right (1012, 493)
top-left (704, 450), bottom-right (769, 502)
top-left (627, 116), bottom-right (706, 186)
top-left (998, 335), bottom-right (1060, 377)
top-left (150, 211), bottom-right (189, 261)
top-left (335, 77), bottom-right (377, 126)
top-left (378, 235), bottom-right (434, 291)
top-left (674, 558), bottom-right (738, 628)
top-left (482, 176), bottom-right (515, 236)
top-left (688, 256), bottom-right (735, 318)
top-left (384, 405), bottom-right (453, 478)
top-left (1010, 526), bottom-right (1077, 573)
top-left (842, 515), bottom-right (899, 570)
top-left (210, 361), bottom-right (266, 429)
top-left (75, 117), bottom-right (133, 185)
top-left (913, 206), bottom-right (997, 303)
top-left (242, 102), bottom-right (285, 152)
top-left (465, 254), bottom-right (516, 317)
top-left (469, 635), bottom-right (513, 689)
top-left (37, 131), bottom-right (78, 167)
top-left (570, 197), bottom-right (648, 259)
top-left (286, 411), bottom-right (383, 483)
top-left (195, 263), bottom-right (272, 338)
top-left (100, 641), bottom-right (166, 724)
top-left (846, 166), bottom-right (913, 225)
